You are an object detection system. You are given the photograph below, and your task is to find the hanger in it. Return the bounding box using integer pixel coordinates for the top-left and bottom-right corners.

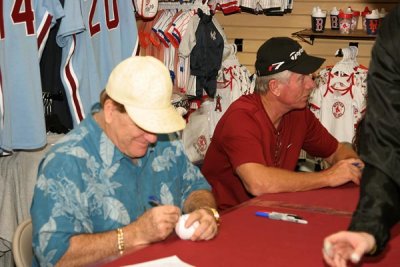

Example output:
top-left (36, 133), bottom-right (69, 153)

top-left (335, 42), bottom-right (358, 57)
top-left (332, 46), bottom-right (359, 75)
top-left (192, 0), bottom-right (210, 14)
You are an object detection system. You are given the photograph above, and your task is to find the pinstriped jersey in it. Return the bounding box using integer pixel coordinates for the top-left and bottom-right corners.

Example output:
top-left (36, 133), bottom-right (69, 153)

top-left (57, 0), bottom-right (138, 126)
top-left (0, 0), bottom-right (64, 151)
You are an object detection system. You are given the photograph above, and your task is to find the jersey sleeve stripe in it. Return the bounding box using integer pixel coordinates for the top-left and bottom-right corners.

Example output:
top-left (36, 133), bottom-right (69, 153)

top-left (63, 34), bottom-right (85, 123)
top-left (37, 12), bottom-right (54, 57)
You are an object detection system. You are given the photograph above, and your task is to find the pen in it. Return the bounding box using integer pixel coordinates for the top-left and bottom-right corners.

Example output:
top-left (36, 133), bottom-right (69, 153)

top-left (255, 211), bottom-right (308, 224)
top-left (148, 195), bottom-right (162, 207)
top-left (352, 162), bottom-right (363, 169)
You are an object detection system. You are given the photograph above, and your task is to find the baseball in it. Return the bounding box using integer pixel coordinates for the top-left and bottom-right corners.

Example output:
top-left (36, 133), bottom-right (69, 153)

top-left (175, 214), bottom-right (200, 240)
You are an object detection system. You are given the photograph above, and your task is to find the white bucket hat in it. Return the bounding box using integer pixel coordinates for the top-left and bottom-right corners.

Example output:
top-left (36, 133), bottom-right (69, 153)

top-left (106, 56), bottom-right (186, 133)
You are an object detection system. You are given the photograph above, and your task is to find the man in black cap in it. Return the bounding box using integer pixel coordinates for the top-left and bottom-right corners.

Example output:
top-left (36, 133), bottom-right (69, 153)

top-left (202, 37), bottom-right (363, 211)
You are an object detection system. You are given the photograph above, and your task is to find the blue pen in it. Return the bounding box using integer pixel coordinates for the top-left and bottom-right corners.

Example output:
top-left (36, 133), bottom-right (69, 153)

top-left (256, 211), bottom-right (308, 224)
top-left (352, 162), bottom-right (364, 170)
top-left (148, 196), bottom-right (162, 207)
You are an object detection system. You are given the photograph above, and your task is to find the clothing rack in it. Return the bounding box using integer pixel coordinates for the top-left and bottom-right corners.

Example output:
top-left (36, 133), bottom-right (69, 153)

top-left (158, 0), bottom-right (209, 11)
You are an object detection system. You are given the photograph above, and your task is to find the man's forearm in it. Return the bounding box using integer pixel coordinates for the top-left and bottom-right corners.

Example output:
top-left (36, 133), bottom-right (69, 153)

top-left (56, 230), bottom-right (119, 267)
top-left (326, 142), bottom-right (360, 165)
top-left (237, 163), bottom-right (341, 195)
top-left (57, 223), bottom-right (149, 267)
top-left (183, 190), bottom-right (217, 213)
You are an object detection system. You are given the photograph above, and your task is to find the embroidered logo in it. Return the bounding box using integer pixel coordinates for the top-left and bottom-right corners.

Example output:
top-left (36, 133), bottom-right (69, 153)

top-left (194, 135), bottom-right (208, 156)
top-left (289, 48), bottom-right (304, 61)
top-left (332, 101), bottom-right (345, 118)
top-left (268, 61), bottom-right (285, 71)
top-left (210, 31), bottom-right (216, 41)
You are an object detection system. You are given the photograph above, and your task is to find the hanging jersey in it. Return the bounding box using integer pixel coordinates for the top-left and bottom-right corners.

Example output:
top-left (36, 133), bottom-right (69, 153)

top-left (310, 65), bottom-right (368, 143)
top-left (179, 9), bottom-right (227, 97)
top-left (212, 44), bottom-right (253, 132)
top-left (57, 0), bottom-right (138, 126)
top-left (0, 0), bottom-right (64, 152)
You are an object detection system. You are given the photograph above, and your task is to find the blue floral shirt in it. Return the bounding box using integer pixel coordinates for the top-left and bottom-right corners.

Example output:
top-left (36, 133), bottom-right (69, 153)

top-left (30, 104), bottom-right (211, 266)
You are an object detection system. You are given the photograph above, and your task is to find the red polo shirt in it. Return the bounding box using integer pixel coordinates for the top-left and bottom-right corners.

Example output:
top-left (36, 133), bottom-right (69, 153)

top-left (202, 94), bottom-right (338, 211)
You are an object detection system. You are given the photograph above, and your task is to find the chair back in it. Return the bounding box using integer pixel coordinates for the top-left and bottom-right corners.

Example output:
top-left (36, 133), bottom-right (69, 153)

top-left (12, 219), bottom-right (33, 267)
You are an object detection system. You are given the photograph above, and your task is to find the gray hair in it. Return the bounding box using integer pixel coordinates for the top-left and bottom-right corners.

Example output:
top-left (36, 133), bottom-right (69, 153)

top-left (254, 70), bottom-right (292, 94)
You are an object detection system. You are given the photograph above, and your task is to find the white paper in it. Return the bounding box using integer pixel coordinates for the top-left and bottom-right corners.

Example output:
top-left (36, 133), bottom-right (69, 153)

top-left (123, 255), bottom-right (194, 267)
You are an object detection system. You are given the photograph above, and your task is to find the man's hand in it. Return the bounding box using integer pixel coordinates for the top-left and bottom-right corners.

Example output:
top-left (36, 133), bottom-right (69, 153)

top-left (323, 231), bottom-right (376, 267)
top-left (184, 208), bottom-right (219, 241)
top-left (324, 159), bottom-right (364, 187)
top-left (127, 205), bottom-right (181, 246)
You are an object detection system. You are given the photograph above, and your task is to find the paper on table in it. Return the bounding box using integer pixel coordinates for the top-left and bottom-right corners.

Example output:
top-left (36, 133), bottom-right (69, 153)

top-left (123, 255), bottom-right (194, 267)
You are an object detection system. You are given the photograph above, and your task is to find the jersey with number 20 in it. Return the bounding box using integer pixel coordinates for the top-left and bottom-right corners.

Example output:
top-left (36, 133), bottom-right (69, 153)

top-left (57, 0), bottom-right (138, 126)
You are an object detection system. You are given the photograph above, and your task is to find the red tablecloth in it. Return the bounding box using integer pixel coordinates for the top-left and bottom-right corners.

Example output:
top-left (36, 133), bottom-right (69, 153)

top-left (99, 185), bottom-right (400, 267)
top-left (236, 183), bottom-right (359, 216)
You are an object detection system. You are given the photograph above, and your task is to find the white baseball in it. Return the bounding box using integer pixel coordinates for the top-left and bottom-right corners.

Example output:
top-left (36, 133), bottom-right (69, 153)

top-left (175, 214), bottom-right (199, 240)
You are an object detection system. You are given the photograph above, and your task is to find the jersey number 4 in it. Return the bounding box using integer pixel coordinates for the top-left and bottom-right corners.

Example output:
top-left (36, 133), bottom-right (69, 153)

top-left (0, 0), bottom-right (35, 40)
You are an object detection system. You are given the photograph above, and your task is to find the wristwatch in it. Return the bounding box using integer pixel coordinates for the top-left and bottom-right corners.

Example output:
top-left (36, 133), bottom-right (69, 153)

top-left (201, 207), bottom-right (221, 225)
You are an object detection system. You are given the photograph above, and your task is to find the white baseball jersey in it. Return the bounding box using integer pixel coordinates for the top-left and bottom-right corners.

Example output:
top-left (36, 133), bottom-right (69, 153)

top-left (210, 46), bottom-right (252, 135)
top-left (310, 65), bottom-right (368, 143)
top-left (57, 0), bottom-right (138, 126)
top-left (0, 0), bottom-right (64, 152)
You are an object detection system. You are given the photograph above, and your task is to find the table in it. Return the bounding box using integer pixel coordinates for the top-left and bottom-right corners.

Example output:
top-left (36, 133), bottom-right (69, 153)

top-left (99, 184), bottom-right (400, 267)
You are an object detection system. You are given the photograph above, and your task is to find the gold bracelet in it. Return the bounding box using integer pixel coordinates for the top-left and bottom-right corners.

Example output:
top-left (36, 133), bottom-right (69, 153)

top-left (200, 207), bottom-right (221, 226)
top-left (116, 228), bottom-right (124, 255)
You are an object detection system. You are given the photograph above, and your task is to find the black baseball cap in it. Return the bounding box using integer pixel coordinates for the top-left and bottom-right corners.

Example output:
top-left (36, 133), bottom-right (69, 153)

top-left (255, 37), bottom-right (325, 76)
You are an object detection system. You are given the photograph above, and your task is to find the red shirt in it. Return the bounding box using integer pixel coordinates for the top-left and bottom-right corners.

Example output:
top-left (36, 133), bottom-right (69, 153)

top-left (202, 94), bottom-right (338, 211)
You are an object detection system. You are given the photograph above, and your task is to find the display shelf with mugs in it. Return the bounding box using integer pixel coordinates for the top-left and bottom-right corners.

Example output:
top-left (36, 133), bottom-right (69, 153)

top-left (294, 5), bottom-right (390, 45)
top-left (291, 29), bottom-right (376, 45)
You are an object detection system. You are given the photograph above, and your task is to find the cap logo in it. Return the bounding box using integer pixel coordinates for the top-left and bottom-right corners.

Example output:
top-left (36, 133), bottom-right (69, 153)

top-left (268, 61), bottom-right (285, 71)
top-left (289, 48), bottom-right (304, 61)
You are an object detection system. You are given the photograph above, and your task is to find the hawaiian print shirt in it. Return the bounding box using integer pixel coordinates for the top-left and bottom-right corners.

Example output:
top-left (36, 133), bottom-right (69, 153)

top-left (31, 104), bottom-right (210, 266)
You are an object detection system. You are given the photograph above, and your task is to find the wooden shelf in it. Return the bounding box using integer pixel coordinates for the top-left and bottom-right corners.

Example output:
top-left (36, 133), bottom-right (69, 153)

top-left (292, 29), bottom-right (376, 45)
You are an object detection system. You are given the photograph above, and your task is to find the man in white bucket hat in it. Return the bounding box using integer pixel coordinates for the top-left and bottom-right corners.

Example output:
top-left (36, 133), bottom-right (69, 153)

top-left (31, 56), bottom-right (219, 267)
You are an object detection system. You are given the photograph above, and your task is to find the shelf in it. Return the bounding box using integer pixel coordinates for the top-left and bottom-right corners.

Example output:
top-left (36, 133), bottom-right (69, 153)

top-left (292, 29), bottom-right (376, 45)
